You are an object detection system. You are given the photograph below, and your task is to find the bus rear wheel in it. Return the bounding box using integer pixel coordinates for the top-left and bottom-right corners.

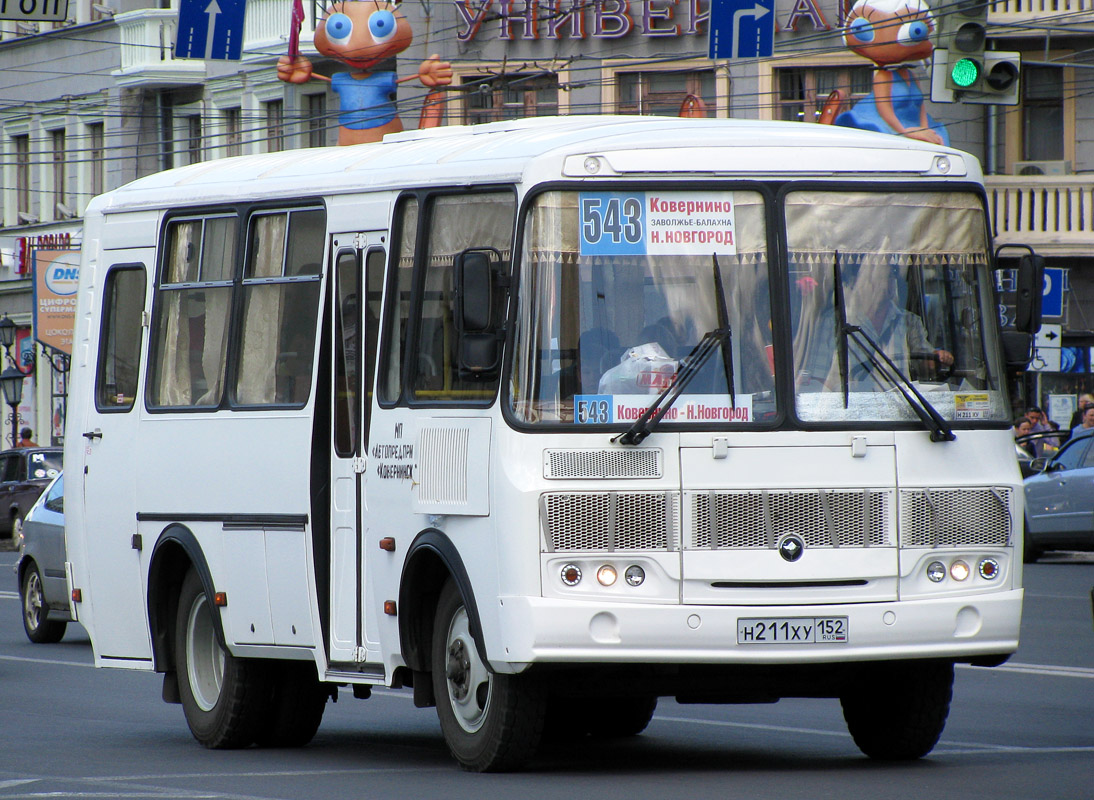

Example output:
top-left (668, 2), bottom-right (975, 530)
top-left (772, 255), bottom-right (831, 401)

top-left (841, 660), bottom-right (953, 760)
top-left (431, 580), bottom-right (546, 772)
top-left (175, 569), bottom-right (270, 749)
top-left (255, 660), bottom-right (328, 748)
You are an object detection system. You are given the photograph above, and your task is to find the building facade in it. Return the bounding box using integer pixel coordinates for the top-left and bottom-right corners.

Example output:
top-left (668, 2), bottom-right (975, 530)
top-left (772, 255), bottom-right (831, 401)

top-left (1, 0), bottom-right (1092, 444)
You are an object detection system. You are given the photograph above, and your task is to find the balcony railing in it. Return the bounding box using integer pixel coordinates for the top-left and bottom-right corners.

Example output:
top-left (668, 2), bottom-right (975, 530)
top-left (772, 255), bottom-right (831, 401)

top-left (986, 175), bottom-right (1094, 254)
top-left (113, 9), bottom-right (205, 88)
top-left (243, 0), bottom-right (318, 60)
top-left (989, 0), bottom-right (1094, 27)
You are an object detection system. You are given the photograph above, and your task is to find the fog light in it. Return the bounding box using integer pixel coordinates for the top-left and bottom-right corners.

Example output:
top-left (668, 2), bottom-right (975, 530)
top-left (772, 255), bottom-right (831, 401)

top-left (950, 560), bottom-right (971, 581)
top-left (625, 565), bottom-right (645, 587)
top-left (978, 558), bottom-right (1000, 580)
top-left (561, 564), bottom-right (582, 586)
top-left (597, 565), bottom-right (617, 586)
top-left (927, 561), bottom-right (946, 583)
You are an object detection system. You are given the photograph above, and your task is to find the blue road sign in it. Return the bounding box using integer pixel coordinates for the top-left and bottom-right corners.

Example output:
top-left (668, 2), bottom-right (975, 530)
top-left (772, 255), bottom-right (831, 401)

top-left (708, 0), bottom-right (775, 59)
top-left (1042, 267), bottom-right (1066, 319)
top-left (175, 0), bottom-right (247, 61)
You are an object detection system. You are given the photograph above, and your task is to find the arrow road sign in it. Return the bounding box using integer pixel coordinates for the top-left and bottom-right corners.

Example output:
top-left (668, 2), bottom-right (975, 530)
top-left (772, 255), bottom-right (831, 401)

top-left (175, 0), bottom-right (247, 61)
top-left (709, 0), bottom-right (775, 59)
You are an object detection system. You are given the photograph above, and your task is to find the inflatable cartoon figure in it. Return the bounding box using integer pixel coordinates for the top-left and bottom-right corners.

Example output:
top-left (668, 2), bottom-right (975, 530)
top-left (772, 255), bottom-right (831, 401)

top-left (834, 0), bottom-right (948, 145)
top-left (277, 1), bottom-right (452, 146)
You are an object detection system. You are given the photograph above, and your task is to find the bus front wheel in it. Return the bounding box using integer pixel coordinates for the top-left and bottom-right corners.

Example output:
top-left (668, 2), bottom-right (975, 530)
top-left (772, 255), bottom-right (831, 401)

top-left (841, 660), bottom-right (953, 760)
top-left (175, 569), bottom-right (269, 749)
top-left (431, 580), bottom-right (546, 772)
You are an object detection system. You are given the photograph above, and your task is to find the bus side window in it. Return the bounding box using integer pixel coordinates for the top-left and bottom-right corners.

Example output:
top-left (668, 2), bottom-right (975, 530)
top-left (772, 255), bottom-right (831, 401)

top-left (149, 216), bottom-right (237, 408)
top-left (235, 208), bottom-right (325, 406)
top-left (410, 192), bottom-right (515, 402)
top-left (96, 266), bottom-right (147, 412)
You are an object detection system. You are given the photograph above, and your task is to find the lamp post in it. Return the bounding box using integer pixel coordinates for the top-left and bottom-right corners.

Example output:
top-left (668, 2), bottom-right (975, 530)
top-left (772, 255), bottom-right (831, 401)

top-left (0, 316), bottom-right (23, 448)
top-left (0, 366), bottom-right (24, 448)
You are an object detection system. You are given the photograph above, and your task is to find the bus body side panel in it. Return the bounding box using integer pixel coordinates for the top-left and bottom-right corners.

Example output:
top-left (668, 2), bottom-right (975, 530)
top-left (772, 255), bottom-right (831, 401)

top-left (66, 210), bottom-right (159, 665)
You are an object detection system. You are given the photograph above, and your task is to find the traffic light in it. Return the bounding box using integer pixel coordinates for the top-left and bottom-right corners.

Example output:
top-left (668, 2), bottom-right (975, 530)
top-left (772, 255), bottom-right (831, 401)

top-left (929, 0), bottom-right (1021, 103)
top-left (936, 0), bottom-right (988, 91)
top-left (930, 49), bottom-right (1021, 104)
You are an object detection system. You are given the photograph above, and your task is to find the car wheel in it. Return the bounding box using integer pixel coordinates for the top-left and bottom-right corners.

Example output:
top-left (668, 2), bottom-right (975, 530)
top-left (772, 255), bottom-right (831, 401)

top-left (841, 660), bottom-right (953, 760)
top-left (175, 569), bottom-right (271, 749)
top-left (12, 513), bottom-right (24, 542)
top-left (254, 660), bottom-right (328, 748)
top-left (431, 579), bottom-right (546, 772)
top-left (20, 562), bottom-right (66, 644)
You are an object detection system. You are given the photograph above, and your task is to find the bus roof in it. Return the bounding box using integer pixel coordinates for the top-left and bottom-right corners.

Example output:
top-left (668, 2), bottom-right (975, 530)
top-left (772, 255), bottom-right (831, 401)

top-left (90, 116), bottom-right (979, 214)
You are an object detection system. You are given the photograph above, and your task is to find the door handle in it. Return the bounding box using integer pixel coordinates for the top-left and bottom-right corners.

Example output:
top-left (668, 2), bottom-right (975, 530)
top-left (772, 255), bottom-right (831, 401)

top-left (83, 429), bottom-right (102, 440)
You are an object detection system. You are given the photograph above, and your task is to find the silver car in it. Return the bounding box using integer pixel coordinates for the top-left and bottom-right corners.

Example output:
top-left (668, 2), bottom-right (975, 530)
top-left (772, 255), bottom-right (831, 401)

top-left (15, 473), bottom-right (69, 643)
top-left (1023, 435), bottom-right (1094, 562)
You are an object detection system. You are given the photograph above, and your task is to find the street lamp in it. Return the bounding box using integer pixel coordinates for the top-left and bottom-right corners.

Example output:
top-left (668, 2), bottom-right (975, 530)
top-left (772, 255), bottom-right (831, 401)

top-left (0, 366), bottom-right (24, 449)
top-left (0, 315), bottom-right (15, 354)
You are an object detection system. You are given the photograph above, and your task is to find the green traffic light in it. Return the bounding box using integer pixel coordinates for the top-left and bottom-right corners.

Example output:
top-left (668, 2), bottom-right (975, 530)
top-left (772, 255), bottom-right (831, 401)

top-left (951, 57), bottom-right (981, 88)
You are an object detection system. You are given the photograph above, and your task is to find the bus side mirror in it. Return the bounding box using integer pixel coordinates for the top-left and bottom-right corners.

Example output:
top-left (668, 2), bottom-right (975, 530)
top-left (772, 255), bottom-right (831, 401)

top-left (1001, 330), bottom-right (1033, 368)
top-left (455, 248), bottom-right (504, 380)
top-left (1014, 253), bottom-right (1045, 334)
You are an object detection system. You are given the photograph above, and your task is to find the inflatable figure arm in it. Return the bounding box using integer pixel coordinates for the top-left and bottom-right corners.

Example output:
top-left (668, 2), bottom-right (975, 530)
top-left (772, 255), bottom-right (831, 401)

top-left (278, 55), bottom-right (331, 84)
top-left (396, 53), bottom-right (453, 88)
top-left (873, 68), bottom-right (943, 145)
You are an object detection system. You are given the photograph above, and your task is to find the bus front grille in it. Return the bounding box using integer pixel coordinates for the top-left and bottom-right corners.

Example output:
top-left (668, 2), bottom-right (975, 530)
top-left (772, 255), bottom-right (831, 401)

top-left (899, 487), bottom-right (1013, 547)
top-left (687, 489), bottom-right (893, 550)
top-left (541, 492), bottom-right (679, 552)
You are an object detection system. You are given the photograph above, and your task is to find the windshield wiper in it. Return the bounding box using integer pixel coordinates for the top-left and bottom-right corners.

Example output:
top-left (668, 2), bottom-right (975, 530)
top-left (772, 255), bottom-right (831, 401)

top-left (615, 254), bottom-right (736, 446)
top-left (831, 253), bottom-right (955, 443)
top-left (613, 326), bottom-right (730, 445)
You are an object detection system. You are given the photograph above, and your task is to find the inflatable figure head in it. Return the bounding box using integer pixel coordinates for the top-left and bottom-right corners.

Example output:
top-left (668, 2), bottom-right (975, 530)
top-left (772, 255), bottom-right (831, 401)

top-left (843, 0), bottom-right (935, 67)
top-left (314, 1), bottom-right (414, 69)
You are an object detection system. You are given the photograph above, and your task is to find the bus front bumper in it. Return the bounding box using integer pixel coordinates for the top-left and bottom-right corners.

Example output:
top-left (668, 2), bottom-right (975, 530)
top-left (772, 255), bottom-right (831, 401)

top-left (490, 590), bottom-right (1022, 669)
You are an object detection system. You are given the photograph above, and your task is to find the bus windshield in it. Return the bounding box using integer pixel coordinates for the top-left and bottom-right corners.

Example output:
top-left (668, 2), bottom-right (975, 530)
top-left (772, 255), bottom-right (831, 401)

top-left (788, 189), bottom-right (1008, 424)
top-left (509, 187), bottom-right (1008, 429)
top-left (510, 189), bottom-right (775, 426)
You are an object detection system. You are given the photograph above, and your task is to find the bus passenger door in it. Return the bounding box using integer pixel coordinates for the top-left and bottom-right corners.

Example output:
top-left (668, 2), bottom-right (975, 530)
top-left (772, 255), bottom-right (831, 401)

top-left (76, 258), bottom-right (154, 662)
top-left (329, 235), bottom-right (384, 665)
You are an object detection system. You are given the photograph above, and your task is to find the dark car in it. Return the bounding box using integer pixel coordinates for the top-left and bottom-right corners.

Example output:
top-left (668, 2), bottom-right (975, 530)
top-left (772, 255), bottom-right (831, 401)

top-left (15, 473), bottom-right (69, 643)
top-left (1023, 432), bottom-right (1094, 562)
top-left (0, 446), bottom-right (62, 538)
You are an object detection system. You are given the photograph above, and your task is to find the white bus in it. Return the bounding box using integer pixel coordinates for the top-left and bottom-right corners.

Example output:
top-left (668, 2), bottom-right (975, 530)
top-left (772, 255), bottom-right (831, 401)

top-left (65, 116), bottom-right (1041, 772)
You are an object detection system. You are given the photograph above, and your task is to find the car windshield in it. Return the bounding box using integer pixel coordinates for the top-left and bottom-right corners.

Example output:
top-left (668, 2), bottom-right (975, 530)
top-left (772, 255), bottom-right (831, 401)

top-left (787, 190), bottom-right (1009, 424)
top-left (509, 189), bottom-right (774, 426)
top-left (28, 451), bottom-right (62, 480)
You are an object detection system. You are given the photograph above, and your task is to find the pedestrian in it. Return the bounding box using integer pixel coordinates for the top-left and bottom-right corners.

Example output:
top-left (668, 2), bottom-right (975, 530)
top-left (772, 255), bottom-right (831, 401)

top-left (1070, 406), bottom-right (1094, 440)
top-left (16, 427), bottom-right (37, 447)
top-left (1069, 393), bottom-right (1094, 431)
top-left (1025, 406), bottom-right (1055, 456)
top-left (1013, 416), bottom-right (1035, 458)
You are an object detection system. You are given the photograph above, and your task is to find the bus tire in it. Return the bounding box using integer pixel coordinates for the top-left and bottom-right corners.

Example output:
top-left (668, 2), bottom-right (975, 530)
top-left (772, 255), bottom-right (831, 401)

top-left (255, 661), bottom-right (328, 748)
top-left (175, 569), bottom-right (270, 749)
top-left (20, 562), bottom-right (66, 644)
top-left (431, 579), bottom-right (546, 772)
top-left (841, 660), bottom-right (953, 760)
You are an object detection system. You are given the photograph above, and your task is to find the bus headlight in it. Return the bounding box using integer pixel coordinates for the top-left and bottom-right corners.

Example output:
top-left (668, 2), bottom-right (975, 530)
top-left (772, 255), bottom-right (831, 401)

top-left (978, 558), bottom-right (1000, 580)
top-left (560, 564), bottom-right (582, 586)
top-left (625, 565), bottom-right (645, 586)
top-left (950, 560), bottom-right (971, 581)
top-left (926, 561), bottom-right (946, 583)
top-left (596, 565), bottom-right (617, 586)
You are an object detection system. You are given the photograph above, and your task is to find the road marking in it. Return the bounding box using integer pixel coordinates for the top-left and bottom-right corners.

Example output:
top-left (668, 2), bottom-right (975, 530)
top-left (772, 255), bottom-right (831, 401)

top-left (960, 662), bottom-right (1094, 680)
top-left (1, 590), bottom-right (20, 600)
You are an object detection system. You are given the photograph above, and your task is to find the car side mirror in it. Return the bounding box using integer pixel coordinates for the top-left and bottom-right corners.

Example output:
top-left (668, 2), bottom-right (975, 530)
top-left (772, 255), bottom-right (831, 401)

top-left (1029, 456), bottom-right (1048, 473)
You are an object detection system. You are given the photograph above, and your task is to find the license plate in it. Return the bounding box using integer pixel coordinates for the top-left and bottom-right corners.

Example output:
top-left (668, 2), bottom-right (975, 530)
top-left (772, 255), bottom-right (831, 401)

top-left (737, 617), bottom-right (848, 644)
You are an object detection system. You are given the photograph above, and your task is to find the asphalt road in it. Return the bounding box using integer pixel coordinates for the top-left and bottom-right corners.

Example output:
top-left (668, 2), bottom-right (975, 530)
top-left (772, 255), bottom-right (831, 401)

top-left (2, 549), bottom-right (1091, 799)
